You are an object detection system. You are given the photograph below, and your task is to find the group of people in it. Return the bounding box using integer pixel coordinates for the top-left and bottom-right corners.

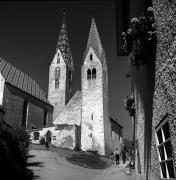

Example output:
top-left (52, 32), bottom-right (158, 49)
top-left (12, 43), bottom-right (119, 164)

top-left (110, 146), bottom-right (129, 165)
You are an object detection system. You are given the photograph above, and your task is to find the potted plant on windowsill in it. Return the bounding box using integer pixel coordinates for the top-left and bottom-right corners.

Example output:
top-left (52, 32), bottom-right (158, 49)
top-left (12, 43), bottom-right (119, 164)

top-left (124, 94), bottom-right (135, 116)
top-left (122, 7), bottom-right (157, 68)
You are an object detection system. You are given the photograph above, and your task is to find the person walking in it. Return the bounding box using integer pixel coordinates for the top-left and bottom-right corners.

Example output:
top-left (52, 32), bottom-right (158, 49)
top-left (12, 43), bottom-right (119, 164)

top-left (121, 147), bottom-right (126, 164)
top-left (45, 130), bottom-right (51, 150)
top-left (115, 148), bottom-right (120, 165)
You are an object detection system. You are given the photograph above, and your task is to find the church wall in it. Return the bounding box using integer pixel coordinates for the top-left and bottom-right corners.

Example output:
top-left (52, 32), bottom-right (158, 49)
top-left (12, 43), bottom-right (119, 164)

top-left (2, 83), bottom-right (53, 129)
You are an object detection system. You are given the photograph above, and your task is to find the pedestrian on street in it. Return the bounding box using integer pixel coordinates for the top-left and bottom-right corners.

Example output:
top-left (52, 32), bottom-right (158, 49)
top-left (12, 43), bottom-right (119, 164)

top-left (45, 130), bottom-right (51, 150)
top-left (115, 148), bottom-right (120, 165)
top-left (121, 147), bottom-right (126, 164)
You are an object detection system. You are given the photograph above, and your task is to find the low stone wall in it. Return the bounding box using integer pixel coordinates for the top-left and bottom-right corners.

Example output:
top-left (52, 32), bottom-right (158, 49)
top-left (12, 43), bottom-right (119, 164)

top-left (30, 125), bottom-right (81, 150)
top-left (53, 125), bottom-right (79, 150)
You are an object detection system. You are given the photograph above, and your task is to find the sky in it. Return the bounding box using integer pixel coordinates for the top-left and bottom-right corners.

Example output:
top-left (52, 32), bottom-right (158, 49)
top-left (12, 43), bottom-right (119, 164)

top-left (0, 1), bottom-right (132, 140)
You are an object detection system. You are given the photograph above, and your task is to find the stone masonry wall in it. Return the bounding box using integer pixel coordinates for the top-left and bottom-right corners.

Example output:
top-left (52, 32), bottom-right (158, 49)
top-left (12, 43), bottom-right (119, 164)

top-left (151, 0), bottom-right (176, 179)
top-left (53, 125), bottom-right (77, 150)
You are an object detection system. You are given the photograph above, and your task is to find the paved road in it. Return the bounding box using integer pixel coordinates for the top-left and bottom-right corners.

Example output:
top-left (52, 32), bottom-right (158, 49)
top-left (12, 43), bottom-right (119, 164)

top-left (29, 150), bottom-right (134, 180)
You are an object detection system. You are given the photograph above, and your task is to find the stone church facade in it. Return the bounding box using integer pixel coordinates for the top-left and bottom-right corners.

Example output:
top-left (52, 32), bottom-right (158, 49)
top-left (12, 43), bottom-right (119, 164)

top-left (49, 16), bottom-right (113, 156)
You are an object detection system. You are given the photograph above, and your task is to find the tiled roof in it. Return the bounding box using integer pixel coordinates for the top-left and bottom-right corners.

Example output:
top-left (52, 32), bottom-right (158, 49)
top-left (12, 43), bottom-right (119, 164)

top-left (0, 57), bottom-right (51, 105)
top-left (53, 90), bottom-right (82, 126)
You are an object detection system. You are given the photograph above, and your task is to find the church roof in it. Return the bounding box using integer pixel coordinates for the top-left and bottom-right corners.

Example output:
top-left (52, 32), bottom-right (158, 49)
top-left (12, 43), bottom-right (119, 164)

top-left (56, 13), bottom-right (73, 70)
top-left (85, 18), bottom-right (104, 62)
top-left (0, 57), bottom-right (51, 105)
top-left (53, 90), bottom-right (82, 126)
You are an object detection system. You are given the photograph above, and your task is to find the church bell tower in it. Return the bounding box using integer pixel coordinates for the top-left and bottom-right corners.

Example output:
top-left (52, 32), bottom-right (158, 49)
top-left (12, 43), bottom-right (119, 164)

top-left (81, 18), bottom-right (111, 155)
top-left (48, 13), bottom-right (74, 121)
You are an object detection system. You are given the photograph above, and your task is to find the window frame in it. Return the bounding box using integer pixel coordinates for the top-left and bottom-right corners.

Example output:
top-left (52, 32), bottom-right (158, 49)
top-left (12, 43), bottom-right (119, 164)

top-left (90, 54), bottom-right (93, 61)
top-left (87, 69), bottom-right (91, 79)
top-left (155, 116), bottom-right (176, 179)
top-left (57, 53), bottom-right (60, 64)
top-left (55, 67), bottom-right (60, 89)
top-left (92, 68), bottom-right (96, 79)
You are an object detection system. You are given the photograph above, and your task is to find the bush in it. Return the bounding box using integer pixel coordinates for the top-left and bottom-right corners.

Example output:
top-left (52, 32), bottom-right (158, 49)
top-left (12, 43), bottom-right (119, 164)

top-left (40, 136), bottom-right (45, 145)
top-left (0, 121), bottom-right (33, 180)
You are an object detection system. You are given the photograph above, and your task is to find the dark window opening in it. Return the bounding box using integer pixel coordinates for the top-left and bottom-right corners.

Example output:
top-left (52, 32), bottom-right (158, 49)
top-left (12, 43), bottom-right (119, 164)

top-left (167, 160), bottom-right (175, 178)
top-left (156, 117), bottom-right (175, 178)
top-left (57, 53), bottom-right (60, 64)
top-left (87, 69), bottom-right (91, 79)
top-left (55, 67), bottom-right (60, 88)
top-left (92, 68), bottom-right (96, 79)
top-left (33, 132), bottom-right (40, 140)
top-left (158, 145), bottom-right (165, 161)
top-left (162, 122), bottom-right (170, 140)
top-left (164, 141), bottom-right (173, 159)
top-left (22, 99), bottom-right (28, 127)
top-left (43, 110), bottom-right (47, 126)
top-left (90, 54), bottom-right (93, 60)
top-left (157, 129), bottom-right (163, 144)
top-left (91, 114), bottom-right (93, 120)
top-left (160, 162), bottom-right (167, 178)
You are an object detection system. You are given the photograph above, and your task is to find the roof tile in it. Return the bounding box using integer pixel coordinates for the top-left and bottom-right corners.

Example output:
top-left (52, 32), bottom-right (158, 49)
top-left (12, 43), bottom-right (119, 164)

top-left (0, 57), bottom-right (51, 105)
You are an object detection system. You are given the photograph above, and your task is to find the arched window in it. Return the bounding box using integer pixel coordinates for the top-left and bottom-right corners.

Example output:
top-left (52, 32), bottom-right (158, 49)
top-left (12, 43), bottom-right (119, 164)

top-left (87, 69), bottom-right (91, 79)
top-left (57, 53), bottom-right (60, 64)
top-left (90, 54), bottom-right (93, 60)
top-left (55, 67), bottom-right (60, 88)
top-left (92, 68), bottom-right (96, 79)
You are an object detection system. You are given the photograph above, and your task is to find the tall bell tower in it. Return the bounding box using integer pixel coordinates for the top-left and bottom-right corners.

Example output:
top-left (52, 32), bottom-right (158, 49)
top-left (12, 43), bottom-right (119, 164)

top-left (48, 13), bottom-right (74, 121)
top-left (81, 18), bottom-right (111, 155)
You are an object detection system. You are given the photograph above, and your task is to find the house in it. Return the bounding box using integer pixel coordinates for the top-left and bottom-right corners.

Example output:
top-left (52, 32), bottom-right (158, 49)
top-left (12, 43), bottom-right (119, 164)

top-left (121, 0), bottom-right (176, 179)
top-left (0, 57), bottom-right (53, 130)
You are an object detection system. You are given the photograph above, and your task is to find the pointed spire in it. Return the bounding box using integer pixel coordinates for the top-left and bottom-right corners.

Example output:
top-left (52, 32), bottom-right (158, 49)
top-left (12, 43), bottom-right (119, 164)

top-left (86, 18), bottom-right (103, 57)
top-left (56, 12), bottom-right (73, 70)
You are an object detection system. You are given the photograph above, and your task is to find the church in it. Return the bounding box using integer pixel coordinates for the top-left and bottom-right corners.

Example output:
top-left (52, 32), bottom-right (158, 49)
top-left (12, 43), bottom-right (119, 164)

top-left (47, 15), bottom-right (112, 156)
top-left (28, 14), bottom-right (123, 156)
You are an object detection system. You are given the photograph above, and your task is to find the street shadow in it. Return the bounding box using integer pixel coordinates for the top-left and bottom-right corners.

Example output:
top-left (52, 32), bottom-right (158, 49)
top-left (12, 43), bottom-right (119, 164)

top-left (27, 154), bottom-right (44, 180)
top-left (66, 153), bottom-right (111, 169)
